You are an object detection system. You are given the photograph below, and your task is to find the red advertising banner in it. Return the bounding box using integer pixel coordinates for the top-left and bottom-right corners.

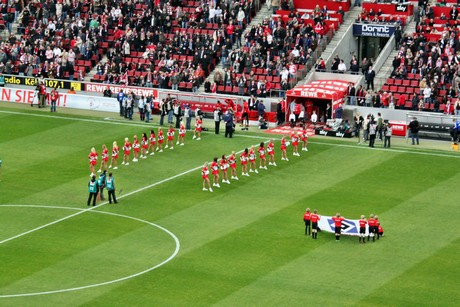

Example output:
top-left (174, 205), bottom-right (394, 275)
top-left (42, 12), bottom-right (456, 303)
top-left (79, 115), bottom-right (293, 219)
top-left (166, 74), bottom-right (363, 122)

top-left (85, 83), bottom-right (159, 98)
top-left (389, 120), bottom-right (407, 137)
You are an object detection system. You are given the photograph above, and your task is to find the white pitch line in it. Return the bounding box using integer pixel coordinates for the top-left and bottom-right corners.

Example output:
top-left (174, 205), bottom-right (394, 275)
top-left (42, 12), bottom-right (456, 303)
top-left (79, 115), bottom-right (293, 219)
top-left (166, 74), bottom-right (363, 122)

top-left (0, 205), bottom-right (180, 298)
top-left (0, 138), bottom-right (266, 247)
top-left (0, 166), bottom-right (199, 246)
top-left (2, 108), bottom-right (459, 159)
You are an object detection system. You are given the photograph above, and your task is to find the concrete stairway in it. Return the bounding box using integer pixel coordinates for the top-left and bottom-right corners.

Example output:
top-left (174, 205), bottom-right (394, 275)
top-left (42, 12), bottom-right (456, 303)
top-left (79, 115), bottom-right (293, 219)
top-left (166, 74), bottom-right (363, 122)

top-left (315, 8), bottom-right (362, 69)
top-left (198, 3), bottom-right (272, 93)
top-left (374, 18), bottom-right (417, 90)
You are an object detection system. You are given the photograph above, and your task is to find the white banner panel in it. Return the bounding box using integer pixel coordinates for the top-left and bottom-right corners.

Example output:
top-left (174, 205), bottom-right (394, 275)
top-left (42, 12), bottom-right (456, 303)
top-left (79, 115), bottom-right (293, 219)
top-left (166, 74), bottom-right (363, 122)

top-left (1, 88), bottom-right (119, 112)
top-left (317, 215), bottom-right (369, 236)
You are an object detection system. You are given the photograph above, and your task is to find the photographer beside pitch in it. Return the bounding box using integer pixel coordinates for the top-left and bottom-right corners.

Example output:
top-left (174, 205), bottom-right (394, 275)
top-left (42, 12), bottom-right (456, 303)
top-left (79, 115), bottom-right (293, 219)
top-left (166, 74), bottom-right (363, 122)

top-left (106, 172), bottom-right (118, 204)
top-left (87, 175), bottom-right (99, 206)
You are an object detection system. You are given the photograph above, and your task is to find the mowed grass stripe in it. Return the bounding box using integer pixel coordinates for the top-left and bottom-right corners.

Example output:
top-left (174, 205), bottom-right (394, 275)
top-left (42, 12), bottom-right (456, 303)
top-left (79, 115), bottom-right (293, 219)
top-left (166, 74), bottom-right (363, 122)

top-left (0, 210), bottom-right (175, 294)
top-left (357, 237), bottom-right (460, 306)
top-left (80, 148), bottom-right (397, 305)
top-left (214, 156), bottom-right (460, 306)
top-left (0, 112), bottom-right (259, 206)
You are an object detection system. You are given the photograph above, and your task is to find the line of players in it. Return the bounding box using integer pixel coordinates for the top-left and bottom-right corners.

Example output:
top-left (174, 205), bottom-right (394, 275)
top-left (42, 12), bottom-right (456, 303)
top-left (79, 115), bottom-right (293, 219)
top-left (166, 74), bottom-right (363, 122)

top-left (201, 131), bottom-right (309, 192)
top-left (303, 209), bottom-right (384, 243)
top-left (88, 122), bottom-right (203, 176)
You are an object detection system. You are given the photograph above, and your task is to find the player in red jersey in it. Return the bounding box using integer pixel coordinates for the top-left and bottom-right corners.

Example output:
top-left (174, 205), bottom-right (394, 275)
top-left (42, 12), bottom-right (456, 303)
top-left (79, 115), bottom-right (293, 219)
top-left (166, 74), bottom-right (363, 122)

top-left (88, 147), bottom-right (98, 176)
top-left (177, 122), bottom-right (186, 146)
top-left (280, 135), bottom-right (289, 161)
top-left (301, 125), bottom-right (309, 151)
top-left (148, 129), bottom-right (156, 155)
top-left (211, 157), bottom-right (220, 188)
top-left (141, 132), bottom-right (149, 159)
top-left (378, 223), bottom-right (384, 237)
top-left (240, 148), bottom-right (249, 176)
top-left (109, 141), bottom-right (119, 170)
top-left (157, 127), bottom-right (164, 152)
top-left (267, 139), bottom-right (277, 166)
top-left (122, 137), bottom-right (132, 166)
top-left (132, 135), bottom-right (140, 162)
top-left (166, 125), bottom-right (175, 149)
top-left (248, 146), bottom-right (258, 173)
top-left (98, 144), bottom-right (109, 173)
top-left (367, 214), bottom-right (376, 242)
top-left (201, 162), bottom-right (213, 192)
top-left (311, 209), bottom-right (320, 239)
top-left (220, 154), bottom-right (230, 184)
top-left (193, 116), bottom-right (202, 140)
top-left (291, 131), bottom-right (300, 156)
top-left (257, 142), bottom-right (267, 169)
top-left (331, 213), bottom-right (345, 241)
top-left (374, 215), bottom-right (381, 240)
top-left (359, 215), bottom-right (367, 244)
top-left (229, 151), bottom-right (239, 180)
top-left (303, 208), bottom-right (311, 235)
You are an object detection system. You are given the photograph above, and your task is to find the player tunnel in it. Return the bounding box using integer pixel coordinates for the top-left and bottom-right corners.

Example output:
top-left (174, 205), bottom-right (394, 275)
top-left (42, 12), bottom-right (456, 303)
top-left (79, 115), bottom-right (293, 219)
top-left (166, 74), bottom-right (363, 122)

top-left (286, 80), bottom-right (351, 122)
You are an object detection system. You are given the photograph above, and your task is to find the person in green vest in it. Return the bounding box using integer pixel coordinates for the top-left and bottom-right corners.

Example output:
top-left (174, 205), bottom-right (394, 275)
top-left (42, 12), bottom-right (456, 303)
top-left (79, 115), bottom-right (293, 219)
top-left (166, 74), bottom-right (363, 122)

top-left (97, 170), bottom-right (107, 201)
top-left (106, 172), bottom-right (118, 204)
top-left (0, 72), bottom-right (5, 87)
top-left (87, 175), bottom-right (99, 206)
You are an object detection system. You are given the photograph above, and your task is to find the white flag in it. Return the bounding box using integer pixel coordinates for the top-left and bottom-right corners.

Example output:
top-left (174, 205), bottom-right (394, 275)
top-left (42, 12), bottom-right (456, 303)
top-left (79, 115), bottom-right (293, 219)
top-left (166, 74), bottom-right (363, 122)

top-left (317, 215), bottom-right (369, 236)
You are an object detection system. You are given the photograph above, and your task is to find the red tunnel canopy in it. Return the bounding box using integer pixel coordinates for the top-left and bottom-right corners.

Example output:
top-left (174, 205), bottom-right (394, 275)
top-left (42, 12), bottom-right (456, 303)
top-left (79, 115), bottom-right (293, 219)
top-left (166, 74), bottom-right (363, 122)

top-left (287, 80), bottom-right (350, 104)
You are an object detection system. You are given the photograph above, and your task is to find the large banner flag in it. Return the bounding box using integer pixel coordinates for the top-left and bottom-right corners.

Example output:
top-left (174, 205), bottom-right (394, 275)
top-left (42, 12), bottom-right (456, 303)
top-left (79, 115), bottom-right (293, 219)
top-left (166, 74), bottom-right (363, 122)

top-left (317, 216), bottom-right (369, 236)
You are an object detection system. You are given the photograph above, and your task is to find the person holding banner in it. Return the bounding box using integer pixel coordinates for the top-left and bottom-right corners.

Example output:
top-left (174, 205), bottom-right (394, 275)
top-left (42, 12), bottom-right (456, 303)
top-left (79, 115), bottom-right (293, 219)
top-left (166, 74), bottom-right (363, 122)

top-left (332, 213), bottom-right (345, 241)
top-left (368, 214), bottom-right (376, 242)
top-left (374, 215), bottom-right (381, 240)
top-left (359, 215), bottom-right (367, 244)
top-left (303, 208), bottom-right (311, 236)
top-left (311, 209), bottom-right (320, 239)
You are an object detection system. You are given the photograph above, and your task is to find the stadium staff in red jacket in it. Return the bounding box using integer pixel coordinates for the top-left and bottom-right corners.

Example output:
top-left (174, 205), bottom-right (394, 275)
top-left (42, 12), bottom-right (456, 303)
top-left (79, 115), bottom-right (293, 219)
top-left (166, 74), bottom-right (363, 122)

top-left (311, 209), bottom-right (320, 239)
top-left (50, 87), bottom-right (59, 112)
top-left (303, 208), bottom-right (311, 236)
top-left (332, 213), bottom-right (345, 241)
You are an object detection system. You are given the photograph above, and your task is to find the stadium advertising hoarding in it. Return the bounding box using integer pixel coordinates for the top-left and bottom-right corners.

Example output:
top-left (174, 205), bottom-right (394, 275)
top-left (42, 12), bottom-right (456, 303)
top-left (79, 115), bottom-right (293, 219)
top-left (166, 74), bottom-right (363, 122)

top-left (1, 87), bottom-right (118, 112)
top-left (3, 74), bottom-right (82, 90)
top-left (389, 120), bottom-right (407, 136)
top-left (353, 24), bottom-right (396, 38)
top-left (85, 82), bottom-right (159, 98)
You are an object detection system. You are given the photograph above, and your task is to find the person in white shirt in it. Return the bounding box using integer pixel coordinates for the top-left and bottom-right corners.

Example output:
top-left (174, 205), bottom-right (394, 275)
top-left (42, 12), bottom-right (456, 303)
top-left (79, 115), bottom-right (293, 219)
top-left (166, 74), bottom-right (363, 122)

top-left (301, 12), bottom-right (311, 19)
top-left (53, 47), bottom-right (62, 58)
top-left (310, 110), bottom-right (318, 123)
top-left (338, 60), bottom-right (347, 73)
top-left (423, 85), bottom-right (431, 103)
top-left (237, 8), bottom-right (245, 27)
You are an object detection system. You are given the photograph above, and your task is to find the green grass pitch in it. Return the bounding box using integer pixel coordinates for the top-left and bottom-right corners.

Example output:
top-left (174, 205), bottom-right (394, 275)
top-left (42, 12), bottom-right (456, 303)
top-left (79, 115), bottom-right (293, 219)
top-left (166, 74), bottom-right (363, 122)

top-left (0, 102), bottom-right (459, 306)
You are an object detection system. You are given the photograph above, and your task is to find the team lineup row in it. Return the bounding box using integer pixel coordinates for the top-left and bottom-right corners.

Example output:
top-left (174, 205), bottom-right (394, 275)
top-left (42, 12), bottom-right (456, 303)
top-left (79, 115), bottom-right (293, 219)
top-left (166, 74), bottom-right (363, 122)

top-left (303, 209), bottom-right (384, 243)
top-left (87, 121), bottom-right (207, 176)
top-left (201, 129), bottom-right (309, 192)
